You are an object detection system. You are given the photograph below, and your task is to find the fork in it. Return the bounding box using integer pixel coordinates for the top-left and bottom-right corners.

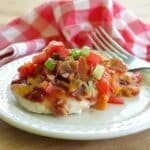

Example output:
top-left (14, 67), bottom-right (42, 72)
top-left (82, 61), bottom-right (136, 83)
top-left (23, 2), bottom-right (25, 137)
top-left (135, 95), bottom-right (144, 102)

top-left (88, 26), bottom-right (150, 71)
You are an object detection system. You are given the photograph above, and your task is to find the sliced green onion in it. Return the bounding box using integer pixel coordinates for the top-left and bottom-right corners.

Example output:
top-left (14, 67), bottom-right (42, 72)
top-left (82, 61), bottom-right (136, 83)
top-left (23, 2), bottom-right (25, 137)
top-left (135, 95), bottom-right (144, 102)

top-left (81, 46), bottom-right (90, 56)
top-left (86, 81), bottom-right (95, 97)
top-left (44, 58), bottom-right (56, 71)
top-left (92, 64), bottom-right (105, 80)
top-left (71, 49), bottom-right (82, 59)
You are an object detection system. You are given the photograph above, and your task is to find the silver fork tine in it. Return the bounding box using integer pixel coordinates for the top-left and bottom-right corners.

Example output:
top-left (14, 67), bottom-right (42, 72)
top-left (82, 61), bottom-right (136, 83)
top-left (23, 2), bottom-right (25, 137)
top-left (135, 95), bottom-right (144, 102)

top-left (99, 27), bottom-right (132, 57)
top-left (94, 28), bottom-right (125, 61)
top-left (96, 27), bottom-right (128, 60)
top-left (88, 30), bottom-right (124, 61)
top-left (88, 26), bottom-right (150, 71)
top-left (88, 34), bottom-right (112, 59)
top-left (98, 49), bottom-right (112, 59)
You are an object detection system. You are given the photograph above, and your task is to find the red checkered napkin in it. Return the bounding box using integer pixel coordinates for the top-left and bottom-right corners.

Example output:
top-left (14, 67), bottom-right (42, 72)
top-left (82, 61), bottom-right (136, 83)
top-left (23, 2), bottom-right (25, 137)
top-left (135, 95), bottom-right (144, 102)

top-left (0, 0), bottom-right (150, 67)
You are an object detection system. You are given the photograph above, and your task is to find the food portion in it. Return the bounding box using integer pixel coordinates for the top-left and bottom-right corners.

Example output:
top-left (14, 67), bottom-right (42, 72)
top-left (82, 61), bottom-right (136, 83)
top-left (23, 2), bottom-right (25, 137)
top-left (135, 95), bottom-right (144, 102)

top-left (11, 41), bottom-right (142, 116)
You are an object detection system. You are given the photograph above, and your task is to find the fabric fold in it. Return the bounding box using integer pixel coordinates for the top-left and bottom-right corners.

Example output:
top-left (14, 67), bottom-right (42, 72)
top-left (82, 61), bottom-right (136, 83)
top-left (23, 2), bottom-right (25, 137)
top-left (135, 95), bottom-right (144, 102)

top-left (0, 0), bottom-right (150, 67)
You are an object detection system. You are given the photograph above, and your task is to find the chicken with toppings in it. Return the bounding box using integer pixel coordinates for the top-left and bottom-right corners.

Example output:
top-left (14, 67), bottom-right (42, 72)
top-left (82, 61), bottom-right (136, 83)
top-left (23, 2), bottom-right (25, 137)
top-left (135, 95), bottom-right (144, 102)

top-left (11, 41), bottom-right (142, 116)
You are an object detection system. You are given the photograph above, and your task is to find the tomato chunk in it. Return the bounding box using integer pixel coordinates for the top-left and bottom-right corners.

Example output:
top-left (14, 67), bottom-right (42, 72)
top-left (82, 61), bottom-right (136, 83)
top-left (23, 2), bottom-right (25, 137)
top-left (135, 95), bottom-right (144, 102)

top-left (108, 96), bottom-right (124, 104)
top-left (95, 94), bottom-right (108, 110)
top-left (18, 63), bottom-right (37, 78)
top-left (96, 77), bottom-right (110, 94)
top-left (47, 41), bottom-right (64, 52)
top-left (50, 46), bottom-right (69, 58)
top-left (46, 41), bottom-right (69, 58)
top-left (86, 52), bottom-right (102, 67)
top-left (32, 52), bottom-right (49, 64)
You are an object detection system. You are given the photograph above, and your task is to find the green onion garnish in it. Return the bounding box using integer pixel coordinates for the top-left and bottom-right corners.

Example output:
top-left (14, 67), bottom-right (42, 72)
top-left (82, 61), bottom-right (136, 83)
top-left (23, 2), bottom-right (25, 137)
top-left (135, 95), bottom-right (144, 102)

top-left (44, 58), bottom-right (56, 71)
top-left (81, 46), bottom-right (90, 56)
top-left (71, 49), bottom-right (82, 59)
top-left (92, 64), bottom-right (105, 80)
top-left (86, 81), bottom-right (95, 97)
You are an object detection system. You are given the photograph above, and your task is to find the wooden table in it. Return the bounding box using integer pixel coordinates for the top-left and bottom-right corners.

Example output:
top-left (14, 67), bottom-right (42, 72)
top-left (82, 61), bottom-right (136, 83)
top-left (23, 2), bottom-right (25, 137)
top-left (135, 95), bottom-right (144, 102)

top-left (0, 0), bottom-right (150, 150)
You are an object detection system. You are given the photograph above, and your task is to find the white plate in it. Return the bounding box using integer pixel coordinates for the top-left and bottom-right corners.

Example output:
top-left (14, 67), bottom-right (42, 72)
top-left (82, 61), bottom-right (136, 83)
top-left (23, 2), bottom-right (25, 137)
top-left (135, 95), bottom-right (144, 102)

top-left (0, 55), bottom-right (150, 140)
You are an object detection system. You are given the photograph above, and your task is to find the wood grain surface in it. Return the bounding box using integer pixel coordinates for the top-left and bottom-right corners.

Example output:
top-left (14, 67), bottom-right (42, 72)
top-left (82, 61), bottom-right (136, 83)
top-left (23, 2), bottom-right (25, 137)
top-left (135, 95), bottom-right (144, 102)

top-left (0, 0), bottom-right (150, 150)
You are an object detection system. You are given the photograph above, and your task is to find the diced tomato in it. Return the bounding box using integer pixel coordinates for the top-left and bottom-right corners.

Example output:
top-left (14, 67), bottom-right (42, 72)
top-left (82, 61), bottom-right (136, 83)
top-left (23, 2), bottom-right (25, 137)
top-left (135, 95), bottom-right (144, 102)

top-left (47, 41), bottom-right (64, 51)
top-left (46, 41), bottom-right (64, 54)
top-left (49, 46), bottom-right (69, 58)
top-left (95, 94), bottom-right (108, 110)
top-left (32, 52), bottom-right (49, 64)
top-left (18, 63), bottom-right (37, 78)
top-left (108, 96), bottom-right (124, 104)
top-left (46, 41), bottom-right (69, 58)
top-left (96, 77), bottom-right (110, 94)
top-left (18, 66), bottom-right (27, 78)
top-left (86, 52), bottom-right (102, 67)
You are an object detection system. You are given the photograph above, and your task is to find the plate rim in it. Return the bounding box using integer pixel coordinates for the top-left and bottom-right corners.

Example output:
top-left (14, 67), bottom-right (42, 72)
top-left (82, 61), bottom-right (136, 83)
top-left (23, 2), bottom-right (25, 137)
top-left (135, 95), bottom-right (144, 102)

top-left (0, 55), bottom-right (150, 140)
top-left (0, 108), bottom-right (149, 140)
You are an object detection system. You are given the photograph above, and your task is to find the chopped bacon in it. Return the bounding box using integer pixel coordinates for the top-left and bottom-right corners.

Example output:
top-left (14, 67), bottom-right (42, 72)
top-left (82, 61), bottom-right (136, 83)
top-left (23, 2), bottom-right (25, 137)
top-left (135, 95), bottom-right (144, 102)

top-left (78, 57), bottom-right (89, 81)
top-left (110, 59), bottom-right (127, 73)
top-left (133, 72), bottom-right (143, 84)
top-left (121, 85), bottom-right (140, 97)
top-left (25, 88), bottom-right (45, 102)
top-left (45, 82), bottom-right (66, 100)
top-left (102, 59), bottom-right (127, 73)
top-left (60, 59), bottom-right (78, 74)
top-left (53, 99), bottom-right (67, 116)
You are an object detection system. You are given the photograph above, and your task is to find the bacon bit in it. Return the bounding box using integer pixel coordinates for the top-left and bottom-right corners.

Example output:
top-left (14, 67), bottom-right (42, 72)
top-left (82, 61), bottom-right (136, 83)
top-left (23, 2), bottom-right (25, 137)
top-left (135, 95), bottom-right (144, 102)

top-left (39, 81), bottom-right (49, 89)
top-left (121, 86), bottom-right (140, 97)
top-left (110, 74), bottom-right (121, 96)
top-left (45, 82), bottom-right (54, 93)
top-left (78, 56), bottom-right (89, 81)
top-left (59, 59), bottom-right (78, 75)
top-left (110, 59), bottom-right (127, 73)
top-left (134, 72), bottom-right (143, 84)
top-left (55, 61), bottom-right (61, 76)
top-left (53, 99), bottom-right (67, 116)
top-left (119, 79), bottom-right (129, 86)
top-left (41, 67), bottom-right (49, 77)
top-left (25, 88), bottom-right (45, 102)
top-left (11, 78), bottom-right (27, 84)
top-left (103, 59), bottom-right (127, 73)
top-left (45, 82), bottom-right (65, 100)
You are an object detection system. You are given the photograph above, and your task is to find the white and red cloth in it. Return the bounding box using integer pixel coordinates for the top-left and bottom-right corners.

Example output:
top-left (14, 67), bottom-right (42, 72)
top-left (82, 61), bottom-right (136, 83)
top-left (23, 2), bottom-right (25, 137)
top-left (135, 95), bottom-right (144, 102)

top-left (0, 0), bottom-right (150, 66)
